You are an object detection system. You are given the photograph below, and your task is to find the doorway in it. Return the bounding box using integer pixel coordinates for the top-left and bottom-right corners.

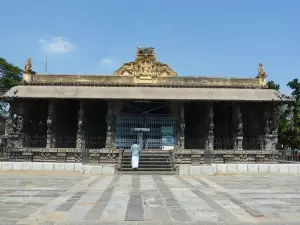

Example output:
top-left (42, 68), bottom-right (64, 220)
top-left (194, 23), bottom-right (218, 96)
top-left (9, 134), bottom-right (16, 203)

top-left (115, 113), bottom-right (176, 150)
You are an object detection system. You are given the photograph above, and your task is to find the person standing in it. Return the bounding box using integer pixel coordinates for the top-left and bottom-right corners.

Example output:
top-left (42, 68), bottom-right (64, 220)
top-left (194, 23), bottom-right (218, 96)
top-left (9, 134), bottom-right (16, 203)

top-left (130, 141), bottom-right (141, 170)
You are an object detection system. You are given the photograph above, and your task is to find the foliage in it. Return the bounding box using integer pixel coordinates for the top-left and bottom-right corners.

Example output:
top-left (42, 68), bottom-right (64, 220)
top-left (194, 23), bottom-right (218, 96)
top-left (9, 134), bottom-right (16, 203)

top-left (0, 58), bottom-right (23, 88)
top-left (267, 80), bottom-right (280, 91)
top-left (286, 78), bottom-right (300, 148)
top-left (268, 79), bottom-right (300, 149)
top-left (0, 58), bottom-right (23, 115)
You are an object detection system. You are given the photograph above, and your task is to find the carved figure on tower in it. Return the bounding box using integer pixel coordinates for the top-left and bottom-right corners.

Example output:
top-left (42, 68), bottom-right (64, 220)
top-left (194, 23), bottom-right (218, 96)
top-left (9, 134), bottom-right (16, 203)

top-left (256, 62), bottom-right (267, 86)
top-left (24, 58), bottom-right (32, 73)
top-left (114, 47), bottom-right (177, 78)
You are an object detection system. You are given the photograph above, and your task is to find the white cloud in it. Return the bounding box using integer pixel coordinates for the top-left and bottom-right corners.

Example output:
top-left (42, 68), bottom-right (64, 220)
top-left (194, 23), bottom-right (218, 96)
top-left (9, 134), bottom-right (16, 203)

top-left (39, 37), bottom-right (74, 54)
top-left (100, 58), bottom-right (117, 67)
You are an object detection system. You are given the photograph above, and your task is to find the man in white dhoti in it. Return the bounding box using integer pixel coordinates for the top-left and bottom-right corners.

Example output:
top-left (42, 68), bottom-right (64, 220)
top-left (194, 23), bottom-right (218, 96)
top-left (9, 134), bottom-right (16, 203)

top-left (130, 141), bottom-right (141, 171)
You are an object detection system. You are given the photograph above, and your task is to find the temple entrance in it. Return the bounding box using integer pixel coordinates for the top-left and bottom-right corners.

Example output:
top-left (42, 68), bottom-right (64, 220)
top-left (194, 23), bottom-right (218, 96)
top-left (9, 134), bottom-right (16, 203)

top-left (115, 113), bottom-right (176, 150)
top-left (116, 101), bottom-right (176, 150)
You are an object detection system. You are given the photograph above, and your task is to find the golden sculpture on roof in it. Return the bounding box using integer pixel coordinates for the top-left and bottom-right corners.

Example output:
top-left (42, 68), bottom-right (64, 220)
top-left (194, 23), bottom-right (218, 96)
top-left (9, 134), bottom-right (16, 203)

top-left (114, 47), bottom-right (177, 79)
top-left (257, 62), bottom-right (267, 86)
top-left (258, 63), bottom-right (266, 77)
top-left (24, 58), bottom-right (32, 73)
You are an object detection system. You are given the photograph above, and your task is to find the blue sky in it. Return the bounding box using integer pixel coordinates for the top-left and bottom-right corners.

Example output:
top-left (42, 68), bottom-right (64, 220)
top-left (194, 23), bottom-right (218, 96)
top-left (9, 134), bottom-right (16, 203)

top-left (1, 0), bottom-right (299, 93)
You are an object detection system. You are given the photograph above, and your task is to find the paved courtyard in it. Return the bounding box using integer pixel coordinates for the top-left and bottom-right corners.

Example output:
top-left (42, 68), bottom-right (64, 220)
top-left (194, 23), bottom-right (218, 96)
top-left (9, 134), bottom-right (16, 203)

top-left (0, 171), bottom-right (300, 225)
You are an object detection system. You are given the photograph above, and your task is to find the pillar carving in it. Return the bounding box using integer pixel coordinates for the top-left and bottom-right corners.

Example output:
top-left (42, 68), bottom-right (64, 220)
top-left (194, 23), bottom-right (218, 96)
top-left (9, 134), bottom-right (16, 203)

top-left (5, 101), bottom-right (24, 148)
top-left (51, 101), bottom-right (56, 148)
top-left (178, 102), bottom-right (185, 150)
top-left (204, 102), bottom-right (214, 165)
top-left (105, 101), bottom-right (113, 149)
top-left (170, 102), bottom-right (180, 151)
top-left (263, 104), bottom-right (279, 150)
top-left (233, 104), bottom-right (243, 150)
top-left (271, 103), bottom-right (280, 135)
top-left (5, 107), bottom-right (14, 136)
top-left (76, 100), bottom-right (84, 150)
top-left (46, 100), bottom-right (53, 148)
top-left (206, 103), bottom-right (214, 149)
top-left (112, 100), bottom-right (121, 148)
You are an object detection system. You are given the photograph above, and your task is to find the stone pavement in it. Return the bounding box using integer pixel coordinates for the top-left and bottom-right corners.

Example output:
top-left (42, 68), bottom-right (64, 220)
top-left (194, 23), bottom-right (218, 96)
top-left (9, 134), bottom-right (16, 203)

top-left (0, 171), bottom-right (300, 225)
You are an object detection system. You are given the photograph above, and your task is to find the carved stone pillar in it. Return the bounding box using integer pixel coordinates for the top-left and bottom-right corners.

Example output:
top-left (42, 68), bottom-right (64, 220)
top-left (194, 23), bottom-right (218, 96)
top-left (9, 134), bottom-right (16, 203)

top-left (112, 100), bottom-right (121, 149)
top-left (205, 103), bottom-right (214, 164)
top-left (271, 103), bottom-right (280, 136)
top-left (233, 104), bottom-right (243, 150)
top-left (178, 102), bottom-right (185, 150)
top-left (51, 101), bottom-right (56, 148)
top-left (5, 104), bottom-right (14, 136)
top-left (263, 105), bottom-right (277, 150)
top-left (15, 102), bottom-right (24, 148)
top-left (263, 104), bottom-right (279, 150)
top-left (46, 100), bottom-right (53, 148)
top-left (76, 100), bottom-right (84, 150)
top-left (6, 101), bottom-right (24, 149)
top-left (105, 101), bottom-right (113, 149)
top-left (170, 102), bottom-right (179, 150)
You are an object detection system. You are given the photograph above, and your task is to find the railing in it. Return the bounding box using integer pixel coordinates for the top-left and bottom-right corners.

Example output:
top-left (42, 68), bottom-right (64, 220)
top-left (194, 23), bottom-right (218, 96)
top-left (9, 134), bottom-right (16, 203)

top-left (0, 135), bottom-right (108, 163)
top-left (278, 149), bottom-right (300, 163)
top-left (185, 137), bottom-right (264, 150)
top-left (0, 135), bottom-right (299, 164)
top-left (117, 149), bottom-right (125, 170)
top-left (168, 150), bottom-right (176, 170)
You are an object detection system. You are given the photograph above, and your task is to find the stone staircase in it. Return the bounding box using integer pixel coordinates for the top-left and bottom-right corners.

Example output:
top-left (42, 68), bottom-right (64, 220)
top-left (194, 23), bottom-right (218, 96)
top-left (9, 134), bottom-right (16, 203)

top-left (118, 150), bottom-right (177, 175)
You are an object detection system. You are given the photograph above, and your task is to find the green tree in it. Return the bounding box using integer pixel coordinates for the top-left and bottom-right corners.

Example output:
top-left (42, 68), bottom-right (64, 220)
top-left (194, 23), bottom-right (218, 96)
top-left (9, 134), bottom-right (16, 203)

top-left (286, 78), bottom-right (300, 149)
top-left (0, 58), bottom-right (23, 88)
top-left (269, 79), bottom-right (300, 149)
top-left (0, 58), bottom-right (23, 115)
top-left (267, 80), bottom-right (280, 91)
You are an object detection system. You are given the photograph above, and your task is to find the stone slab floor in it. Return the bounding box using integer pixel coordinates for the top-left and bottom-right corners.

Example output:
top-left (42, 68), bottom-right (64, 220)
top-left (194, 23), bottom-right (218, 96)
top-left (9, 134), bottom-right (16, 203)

top-left (0, 171), bottom-right (300, 225)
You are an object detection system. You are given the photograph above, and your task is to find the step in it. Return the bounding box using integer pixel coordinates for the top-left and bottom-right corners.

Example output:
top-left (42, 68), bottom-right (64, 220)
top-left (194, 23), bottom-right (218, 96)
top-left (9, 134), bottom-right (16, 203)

top-left (123, 150), bottom-right (170, 152)
top-left (120, 167), bottom-right (174, 171)
top-left (122, 160), bottom-right (172, 163)
top-left (122, 156), bottom-right (170, 159)
top-left (123, 153), bottom-right (170, 156)
top-left (121, 161), bottom-right (172, 164)
top-left (118, 171), bottom-right (178, 175)
top-left (122, 157), bottom-right (170, 160)
top-left (121, 165), bottom-right (172, 168)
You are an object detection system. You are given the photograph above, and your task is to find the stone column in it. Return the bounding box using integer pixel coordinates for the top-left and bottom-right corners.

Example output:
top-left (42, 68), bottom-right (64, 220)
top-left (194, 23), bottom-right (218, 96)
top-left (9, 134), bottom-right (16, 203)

top-left (5, 106), bottom-right (13, 136)
top-left (233, 104), bottom-right (243, 150)
top-left (262, 104), bottom-right (278, 150)
top-left (263, 103), bottom-right (279, 150)
top-left (205, 102), bottom-right (214, 164)
top-left (112, 100), bottom-right (121, 149)
top-left (5, 101), bottom-right (15, 151)
top-left (5, 101), bottom-right (25, 149)
top-left (178, 102), bottom-right (185, 150)
top-left (51, 101), bottom-right (57, 148)
top-left (46, 100), bottom-right (53, 148)
top-left (15, 101), bottom-right (25, 148)
top-left (105, 100), bottom-right (113, 149)
top-left (170, 102), bottom-right (179, 150)
top-left (76, 100), bottom-right (84, 150)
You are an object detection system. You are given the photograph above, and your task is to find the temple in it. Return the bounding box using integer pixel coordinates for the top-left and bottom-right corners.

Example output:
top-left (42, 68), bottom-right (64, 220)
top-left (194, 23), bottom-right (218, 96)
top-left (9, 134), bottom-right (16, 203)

top-left (1, 47), bottom-right (290, 172)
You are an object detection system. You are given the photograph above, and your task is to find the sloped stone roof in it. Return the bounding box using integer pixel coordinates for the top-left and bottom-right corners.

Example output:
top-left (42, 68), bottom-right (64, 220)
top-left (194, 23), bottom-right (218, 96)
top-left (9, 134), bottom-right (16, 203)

top-left (2, 85), bottom-right (290, 102)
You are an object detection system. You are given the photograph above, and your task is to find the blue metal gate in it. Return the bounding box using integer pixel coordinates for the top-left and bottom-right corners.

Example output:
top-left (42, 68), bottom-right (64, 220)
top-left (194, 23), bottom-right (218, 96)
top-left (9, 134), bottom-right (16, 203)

top-left (115, 113), bottom-right (176, 150)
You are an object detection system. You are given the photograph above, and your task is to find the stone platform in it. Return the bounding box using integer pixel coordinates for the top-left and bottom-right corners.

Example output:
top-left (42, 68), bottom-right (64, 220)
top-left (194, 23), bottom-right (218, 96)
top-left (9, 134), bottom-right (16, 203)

top-left (179, 164), bottom-right (300, 176)
top-left (2, 162), bottom-right (300, 177)
top-left (0, 171), bottom-right (300, 224)
top-left (0, 162), bottom-right (115, 175)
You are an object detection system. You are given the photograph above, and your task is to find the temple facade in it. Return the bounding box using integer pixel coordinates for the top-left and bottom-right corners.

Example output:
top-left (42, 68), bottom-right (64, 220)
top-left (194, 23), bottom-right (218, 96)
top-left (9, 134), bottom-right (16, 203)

top-left (1, 47), bottom-right (290, 168)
